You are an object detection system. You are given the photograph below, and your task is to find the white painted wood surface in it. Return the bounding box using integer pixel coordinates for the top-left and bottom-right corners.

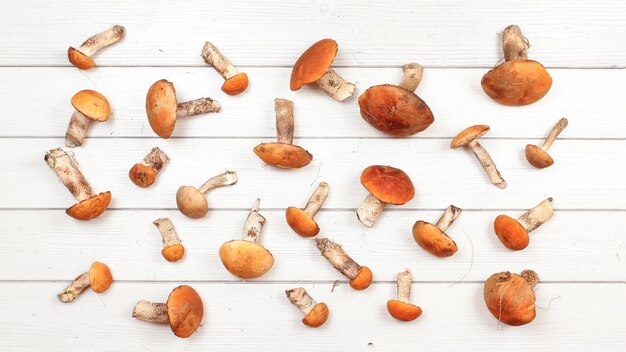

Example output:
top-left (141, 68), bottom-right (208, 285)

top-left (1, 1), bottom-right (625, 351)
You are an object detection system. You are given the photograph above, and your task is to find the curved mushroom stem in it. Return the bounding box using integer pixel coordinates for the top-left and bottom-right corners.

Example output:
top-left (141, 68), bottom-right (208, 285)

top-left (518, 198), bottom-right (554, 233)
top-left (303, 182), bottom-right (329, 217)
top-left (78, 25), bottom-right (125, 56)
top-left (141, 147), bottom-right (169, 173)
top-left (467, 139), bottom-right (507, 189)
top-left (153, 218), bottom-right (181, 248)
top-left (197, 171), bottom-right (238, 194)
top-left (201, 42), bottom-right (239, 80)
top-left (356, 193), bottom-right (386, 227)
top-left (275, 98), bottom-right (294, 144)
top-left (435, 205), bottom-right (462, 232)
top-left (132, 300), bottom-right (169, 324)
top-left (65, 111), bottom-right (93, 147)
top-left (176, 98), bottom-right (221, 117)
top-left (396, 269), bottom-right (412, 303)
top-left (58, 271), bottom-right (90, 303)
top-left (314, 238), bottom-right (360, 280)
top-left (502, 25), bottom-right (528, 62)
top-left (45, 148), bottom-right (94, 202)
top-left (242, 198), bottom-right (266, 243)
top-left (521, 269), bottom-right (540, 289)
top-left (286, 287), bottom-right (316, 315)
top-left (398, 63), bottom-right (424, 92)
top-left (315, 68), bottom-right (356, 102)
top-left (541, 118), bottom-right (568, 151)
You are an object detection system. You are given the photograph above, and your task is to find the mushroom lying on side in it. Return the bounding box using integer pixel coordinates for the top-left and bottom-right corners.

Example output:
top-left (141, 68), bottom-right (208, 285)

top-left (412, 205), bottom-right (462, 257)
top-left (387, 269), bottom-right (422, 322)
top-left (451, 125), bottom-right (507, 189)
top-left (201, 42), bottom-right (249, 95)
top-left (176, 171), bottom-right (238, 219)
top-left (68, 25), bottom-right (125, 70)
top-left (285, 287), bottom-right (329, 328)
top-left (314, 237), bottom-right (372, 290)
top-left (65, 90), bottom-right (111, 148)
top-left (129, 147), bottom-right (169, 188)
top-left (58, 262), bottom-right (112, 303)
top-left (484, 270), bottom-right (539, 326)
top-left (153, 218), bottom-right (185, 262)
top-left (494, 198), bottom-right (554, 250)
top-left (525, 118), bottom-right (568, 169)
top-left (286, 182), bottom-right (329, 237)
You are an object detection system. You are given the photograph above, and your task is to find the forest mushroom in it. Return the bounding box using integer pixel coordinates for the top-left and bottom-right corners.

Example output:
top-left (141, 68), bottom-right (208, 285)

top-left (358, 63), bottom-right (434, 136)
top-left (219, 199), bottom-right (274, 279)
top-left (44, 148), bottom-right (111, 220)
top-left (386, 269), bottom-right (422, 321)
top-left (412, 205), bottom-right (462, 257)
top-left (153, 218), bottom-right (185, 262)
top-left (314, 237), bottom-right (372, 290)
top-left (484, 270), bottom-right (539, 326)
top-left (285, 287), bottom-right (329, 328)
top-left (129, 147), bottom-right (169, 188)
top-left (201, 42), bottom-right (249, 95)
top-left (132, 285), bottom-right (203, 338)
top-left (58, 261), bottom-right (112, 303)
top-left (481, 25), bottom-right (552, 106)
top-left (146, 79), bottom-right (221, 139)
top-left (356, 165), bottom-right (415, 227)
top-left (494, 198), bottom-right (554, 250)
top-left (176, 171), bottom-right (238, 219)
top-left (290, 39), bottom-right (356, 102)
top-left (253, 98), bottom-right (313, 169)
top-left (64, 90), bottom-right (111, 148)
top-left (68, 25), bottom-right (125, 70)
top-left (285, 182), bottom-right (329, 237)
top-left (451, 125), bottom-right (507, 189)
top-left (525, 118), bottom-right (568, 169)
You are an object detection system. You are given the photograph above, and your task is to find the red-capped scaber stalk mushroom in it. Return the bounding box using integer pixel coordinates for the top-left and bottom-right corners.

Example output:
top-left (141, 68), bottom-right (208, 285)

top-left (285, 287), bottom-right (329, 328)
top-left (176, 171), bottom-right (238, 219)
top-left (314, 237), bottom-right (372, 290)
top-left (129, 147), bottom-right (169, 188)
top-left (494, 198), bottom-right (554, 250)
top-left (68, 25), bottom-right (125, 70)
top-left (412, 205), bottom-right (462, 257)
top-left (58, 261), bottom-right (112, 303)
top-left (387, 269), bottom-right (422, 322)
top-left (451, 125), bottom-right (507, 189)
top-left (525, 118), bottom-right (568, 169)
top-left (286, 182), bottom-right (329, 237)
top-left (201, 42), bottom-right (249, 95)
top-left (65, 90), bottom-right (111, 148)
top-left (153, 218), bottom-right (185, 262)
top-left (484, 270), bottom-right (539, 326)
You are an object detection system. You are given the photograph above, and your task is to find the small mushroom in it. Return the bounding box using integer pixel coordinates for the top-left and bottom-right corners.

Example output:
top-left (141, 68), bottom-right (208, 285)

top-left (494, 198), bottom-right (554, 250)
top-left (481, 25), bottom-right (552, 106)
top-left (484, 270), bottom-right (539, 326)
top-left (132, 285), bottom-right (204, 338)
top-left (253, 98), bottom-right (313, 169)
top-left (58, 261), bottom-right (112, 303)
top-left (65, 90), bottom-right (111, 148)
top-left (146, 79), bottom-right (221, 139)
top-left (525, 118), bottom-right (568, 169)
top-left (201, 42), bottom-right (249, 95)
top-left (286, 182), bottom-right (329, 237)
top-left (176, 171), bottom-right (238, 219)
top-left (358, 63), bottom-right (434, 136)
top-left (451, 125), bottom-right (507, 189)
top-left (314, 237), bottom-right (372, 290)
top-left (412, 205), bottom-right (462, 257)
top-left (68, 25), bottom-right (125, 70)
top-left (386, 269), bottom-right (422, 322)
top-left (129, 147), bottom-right (169, 188)
top-left (44, 148), bottom-right (111, 220)
top-left (285, 287), bottom-right (329, 328)
top-left (153, 218), bottom-right (185, 262)
top-left (290, 39), bottom-right (356, 102)
top-left (219, 199), bottom-right (274, 279)
top-left (356, 165), bottom-right (415, 228)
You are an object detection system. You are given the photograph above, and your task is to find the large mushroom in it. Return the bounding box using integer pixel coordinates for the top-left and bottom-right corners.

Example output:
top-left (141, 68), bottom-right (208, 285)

top-left (451, 125), bottom-right (507, 189)
top-left (494, 198), bottom-right (554, 250)
top-left (484, 270), bottom-right (539, 326)
top-left (386, 269), bottom-right (423, 322)
top-left (129, 147), bottom-right (169, 188)
top-left (44, 148), bottom-right (111, 220)
top-left (525, 118), bottom-right (568, 169)
top-left (58, 261), bottom-right (112, 303)
top-left (153, 218), bottom-right (185, 262)
top-left (65, 90), bottom-right (111, 148)
top-left (68, 25), bottom-right (125, 70)
top-left (201, 42), bottom-right (249, 95)
top-left (176, 171), bottom-right (238, 219)
top-left (314, 237), bottom-right (372, 290)
top-left (285, 182), bottom-right (329, 237)
top-left (285, 287), bottom-right (329, 328)
top-left (412, 205), bottom-right (462, 257)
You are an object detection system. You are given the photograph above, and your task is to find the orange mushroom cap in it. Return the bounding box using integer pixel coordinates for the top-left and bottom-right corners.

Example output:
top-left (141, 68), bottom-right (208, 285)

top-left (253, 143), bottom-right (313, 169)
top-left (71, 90), bottom-right (110, 122)
top-left (494, 215), bottom-right (529, 250)
top-left (290, 39), bottom-right (338, 91)
top-left (387, 300), bottom-right (423, 321)
top-left (481, 60), bottom-right (552, 106)
top-left (146, 79), bottom-right (178, 139)
top-left (219, 240), bottom-right (274, 279)
top-left (349, 266), bottom-right (372, 290)
top-left (285, 207), bottom-right (319, 237)
top-left (129, 163), bottom-right (157, 188)
top-left (89, 261), bottom-right (113, 293)
top-left (302, 302), bottom-right (329, 328)
top-left (450, 125), bottom-right (490, 149)
top-left (525, 144), bottom-right (554, 169)
top-left (412, 221), bottom-right (458, 257)
top-left (66, 191), bottom-right (111, 221)
top-left (222, 72), bottom-right (249, 95)
top-left (176, 186), bottom-right (208, 219)
top-left (68, 47), bottom-right (96, 70)
top-left (360, 165), bottom-right (415, 205)
top-left (162, 244), bottom-right (185, 262)
top-left (484, 271), bottom-right (536, 326)
top-left (166, 285), bottom-right (204, 338)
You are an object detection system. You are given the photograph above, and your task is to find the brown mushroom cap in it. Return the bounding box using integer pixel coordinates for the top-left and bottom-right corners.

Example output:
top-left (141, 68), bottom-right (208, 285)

top-left (253, 143), bottom-right (313, 169)
top-left (450, 125), bottom-right (490, 148)
top-left (222, 72), bottom-right (249, 96)
top-left (176, 186), bottom-right (208, 219)
top-left (386, 300), bottom-right (423, 321)
top-left (302, 302), bottom-right (329, 328)
top-left (358, 84), bottom-right (434, 136)
top-left (89, 261), bottom-right (113, 293)
top-left (146, 79), bottom-right (177, 139)
top-left (71, 90), bottom-right (110, 122)
top-left (412, 221), bottom-right (458, 257)
top-left (494, 215), bottom-right (529, 250)
top-left (290, 39), bottom-right (338, 91)
top-left (129, 163), bottom-right (157, 188)
top-left (66, 191), bottom-right (112, 221)
top-left (360, 165), bottom-right (415, 205)
top-left (285, 207), bottom-right (319, 237)
top-left (525, 144), bottom-right (554, 169)
top-left (162, 244), bottom-right (185, 262)
top-left (481, 60), bottom-right (552, 106)
top-left (349, 266), bottom-right (373, 290)
top-left (68, 47), bottom-right (96, 70)
top-left (484, 271), bottom-right (536, 326)
top-left (219, 240), bottom-right (274, 279)
top-left (166, 285), bottom-right (204, 338)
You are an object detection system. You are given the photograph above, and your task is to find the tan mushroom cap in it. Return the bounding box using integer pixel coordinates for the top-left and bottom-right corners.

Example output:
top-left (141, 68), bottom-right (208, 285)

top-left (253, 143), bottom-right (313, 169)
top-left (176, 186), bottom-right (208, 219)
top-left (387, 300), bottom-right (423, 322)
top-left (219, 240), bottom-right (274, 279)
top-left (129, 163), bottom-right (158, 188)
top-left (412, 221), bottom-right (458, 257)
top-left (302, 302), bottom-right (329, 328)
top-left (450, 125), bottom-right (490, 148)
top-left (68, 47), bottom-right (96, 70)
top-left (290, 39), bottom-right (338, 91)
top-left (484, 271), bottom-right (536, 326)
top-left (285, 207), bottom-right (319, 237)
top-left (89, 261), bottom-right (113, 293)
top-left (481, 60), bottom-right (552, 106)
top-left (66, 191), bottom-right (112, 221)
top-left (71, 90), bottom-right (110, 122)
top-left (525, 144), bottom-right (554, 169)
top-left (162, 244), bottom-right (185, 262)
top-left (146, 79), bottom-right (177, 139)
top-left (494, 215), bottom-right (529, 250)
top-left (222, 72), bottom-right (249, 96)
top-left (166, 285), bottom-right (204, 338)
top-left (360, 165), bottom-right (415, 205)
top-left (349, 266), bottom-right (373, 290)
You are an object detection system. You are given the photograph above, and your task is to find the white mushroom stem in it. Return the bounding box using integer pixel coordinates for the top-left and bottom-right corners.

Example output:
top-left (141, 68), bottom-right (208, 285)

top-left (242, 198), bottom-right (266, 243)
top-left (315, 68), bottom-right (356, 102)
top-left (132, 300), bottom-right (169, 324)
top-left (435, 205), bottom-right (462, 232)
top-left (314, 238), bottom-right (360, 280)
top-left (65, 110), bottom-right (93, 147)
top-left (201, 42), bottom-right (240, 80)
top-left (286, 287), bottom-right (317, 315)
top-left (398, 63), bottom-right (424, 92)
top-left (176, 98), bottom-right (221, 117)
top-left (502, 25), bottom-right (528, 62)
top-left (467, 139), bottom-right (507, 189)
top-left (303, 182), bottom-right (329, 218)
top-left (140, 147), bottom-right (169, 173)
top-left (77, 25), bottom-right (125, 56)
top-left (356, 193), bottom-right (386, 228)
top-left (517, 198), bottom-right (554, 233)
top-left (197, 171), bottom-right (238, 194)
top-left (58, 272), bottom-right (90, 303)
top-left (153, 218), bottom-right (181, 248)
top-left (521, 270), bottom-right (540, 289)
top-left (541, 118), bottom-right (568, 151)
top-left (275, 98), bottom-right (294, 144)
top-left (45, 148), bottom-right (93, 202)
top-left (396, 269), bottom-right (412, 303)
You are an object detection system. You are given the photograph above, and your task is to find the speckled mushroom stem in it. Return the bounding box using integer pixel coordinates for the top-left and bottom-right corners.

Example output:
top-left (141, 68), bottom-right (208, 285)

top-left (197, 171), bottom-right (238, 194)
top-left (502, 25), bottom-right (528, 62)
top-left (435, 205), bottom-right (462, 232)
top-left (153, 218), bottom-right (181, 248)
top-left (77, 25), bottom-right (125, 56)
top-left (132, 300), bottom-right (169, 324)
top-left (242, 198), bottom-right (266, 243)
top-left (140, 147), bottom-right (169, 173)
top-left (521, 269), bottom-right (540, 289)
top-left (57, 272), bottom-right (90, 303)
top-left (517, 198), bottom-right (554, 233)
top-left (201, 42), bottom-right (240, 80)
top-left (275, 98), bottom-right (294, 144)
top-left (356, 193), bottom-right (386, 228)
top-left (286, 287), bottom-right (317, 315)
top-left (303, 182), bottom-right (329, 218)
top-left (314, 238), bottom-right (360, 280)
top-left (315, 68), bottom-right (356, 102)
top-left (467, 139), bottom-right (507, 189)
top-left (398, 63), bottom-right (423, 92)
top-left (541, 118), bottom-right (568, 151)
top-left (396, 269), bottom-right (412, 303)
top-left (65, 111), bottom-right (93, 147)
top-left (45, 148), bottom-right (94, 202)
top-left (176, 97), bottom-right (221, 117)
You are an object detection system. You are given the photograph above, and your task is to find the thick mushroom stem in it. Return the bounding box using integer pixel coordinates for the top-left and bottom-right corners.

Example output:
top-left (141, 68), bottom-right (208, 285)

top-left (275, 98), bottom-right (294, 144)
top-left (132, 300), bottom-right (169, 324)
top-left (303, 182), bottom-right (329, 218)
top-left (398, 63), bottom-right (424, 92)
top-left (45, 148), bottom-right (94, 202)
top-left (285, 288), bottom-right (317, 315)
top-left (502, 25), bottom-right (528, 62)
top-left (242, 198), bottom-right (266, 243)
top-left (541, 118), bottom-right (568, 151)
top-left (201, 42), bottom-right (239, 80)
top-left (467, 139), bottom-right (507, 189)
top-left (197, 171), bottom-right (238, 194)
top-left (153, 218), bottom-right (181, 248)
top-left (58, 272), bottom-right (90, 303)
top-left (315, 68), bottom-right (356, 102)
top-left (517, 198), bottom-right (554, 233)
top-left (356, 193), bottom-right (386, 228)
top-left (521, 269), bottom-right (540, 289)
top-left (77, 25), bottom-right (125, 56)
top-left (435, 205), bottom-right (462, 232)
top-left (314, 238), bottom-right (360, 280)
top-left (141, 147), bottom-right (169, 172)
top-left (396, 270), bottom-right (412, 303)
top-left (65, 111), bottom-right (93, 147)
top-left (176, 98), bottom-right (221, 117)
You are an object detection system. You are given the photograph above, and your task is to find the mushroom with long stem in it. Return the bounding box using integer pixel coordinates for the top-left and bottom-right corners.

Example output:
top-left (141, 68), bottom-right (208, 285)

top-left (65, 90), bottom-right (111, 148)
top-left (286, 182), bottom-right (329, 237)
top-left (201, 42), bottom-right (249, 95)
top-left (525, 118), bottom-right (568, 168)
top-left (153, 218), bottom-right (185, 262)
top-left (129, 147), bottom-right (169, 188)
top-left (68, 25), bottom-right (125, 70)
top-left (176, 171), bottom-right (238, 219)
top-left (285, 287), bottom-right (329, 328)
top-left (412, 205), bottom-right (462, 257)
top-left (386, 269), bottom-right (423, 321)
top-left (494, 198), bottom-right (554, 250)
top-left (314, 237), bottom-right (372, 290)
top-left (451, 125), bottom-right (507, 189)
top-left (484, 270), bottom-right (539, 326)
top-left (58, 262), bottom-right (112, 303)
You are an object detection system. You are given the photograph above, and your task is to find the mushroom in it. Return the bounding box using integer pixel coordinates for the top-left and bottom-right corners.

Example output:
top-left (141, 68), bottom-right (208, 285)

top-left (64, 90), bottom-right (111, 148)
top-left (494, 198), bottom-right (554, 250)
top-left (58, 261), bottom-right (112, 303)
top-left (285, 182), bottom-right (329, 237)
top-left (219, 199), bottom-right (274, 279)
top-left (358, 63), bottom-right (434, 136)
top-left (285, 287), bottom-right (329, 328)
top-left (132, 285), bottom-right (204, 338)
top-left (356, 165), bottom-right (415, 228)
top-left (129, 147), bottom-right (169, 188)
top-left (201, 42), bottom-right (249, 95)
top-left (525, 118), bottom-right (568, 169)
top-left (44, 148), bottom-right (111, 220)
top-left (314, 237), bottom-right (372, 290)
top-left (176, 171), bottom-right (238, 219)
top-left (153, 218), bottom-right (185, 262)
top-left (68, 25), bottom-right (125, 70)
top-left (481, 25), bottom-right (552, 106)
top-left (146, 79), bottom-right (221, 139)
top-left (253, 98), bottom-right (313, 169)
top-left (386, 269), bottom-right (422, 322)
top-left (290, 39), bottom-right (356, 102)
top-left (451, 125), bottom-right (507, 189)
top-left (412, 205), bottom-right (462, 257)
top-left (484, 270), bottom-right (539, 326)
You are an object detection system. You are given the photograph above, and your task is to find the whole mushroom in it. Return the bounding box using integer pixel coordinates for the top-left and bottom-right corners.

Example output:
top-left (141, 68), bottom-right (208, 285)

top-left (176, 171), bottom-right (238, 219)
top-left (412, 205), bottom-right (462, 257)
top-left (286, 182), bottom-right (329, 237)
top-left (285, 287), bottom-right (329, 328)
top-left (68, 25), bottom-right (125, 70)
top-left (494, 198), bottom-right (554, 250)
top-left (315, 237), bottom-right (372, 290)
top-left (65, 90), bottom-right (111, 148)
top-left (58, 262), bottom-right (112, 303)
top-left (201, 42), bottom-right (249, 95)
top-left (484, 270), bottom-right (539, 326)
top-left (129, 147), bottom-right (169, 188)
top-left (451, 125), bottom-right (507, 189)
top-left (525, 118), bottom-right (568, 169)
top-left (153, 218), bottom-right (185, 262)
top-left (386, 269), bottom-right (423, 322)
